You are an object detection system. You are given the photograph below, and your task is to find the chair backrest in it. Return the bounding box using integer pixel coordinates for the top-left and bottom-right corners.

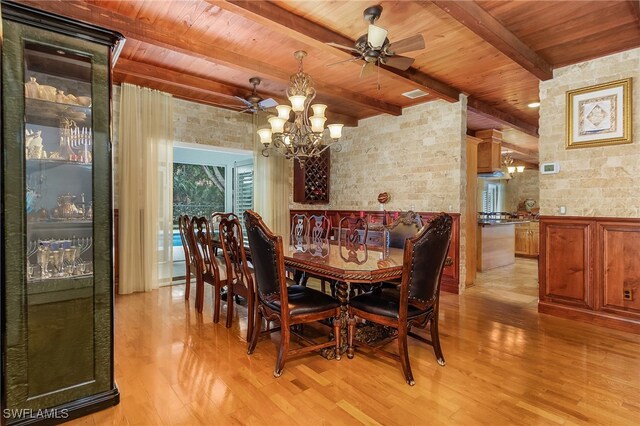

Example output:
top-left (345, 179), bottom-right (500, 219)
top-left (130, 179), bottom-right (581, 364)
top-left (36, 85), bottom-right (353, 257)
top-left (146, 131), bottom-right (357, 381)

top-left (191, 216), bottom-right (218, 277)
top-left (338, 215), bottom-right (368, 250)
top-left (387, 211), bottom-right (423, 249)
top-left (308, 214), bottom-right (331, 241)
top-left (244, 210), bottom-right (288, 306)
top-left (211, 212), bottom-right (238, 241)
top-left (219, 215), bottom-right (253, 298)
top-left (290, 214), bottom-right (310, 245)
top-left (178, 214), bottom-right (193, 264)
top-left (400, 213), bottom-right (452, 309)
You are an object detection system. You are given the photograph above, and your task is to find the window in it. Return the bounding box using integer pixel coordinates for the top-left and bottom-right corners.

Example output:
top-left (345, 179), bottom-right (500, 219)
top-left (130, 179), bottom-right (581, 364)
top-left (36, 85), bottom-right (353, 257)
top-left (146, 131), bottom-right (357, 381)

top-left (233, 159), bottom-right (253, 243)
top-left (173, 163), bottom-right (226, 225)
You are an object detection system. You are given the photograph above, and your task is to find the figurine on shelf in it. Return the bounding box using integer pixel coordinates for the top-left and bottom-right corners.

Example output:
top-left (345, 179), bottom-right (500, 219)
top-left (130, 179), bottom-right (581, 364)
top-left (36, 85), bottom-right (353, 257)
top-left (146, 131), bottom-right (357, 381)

top-left (56, 89), bottom-right (67, 104)
top-left (24, 76), bottom-right (40, 98)
top-left (26, 129), bottom-right (44, 159)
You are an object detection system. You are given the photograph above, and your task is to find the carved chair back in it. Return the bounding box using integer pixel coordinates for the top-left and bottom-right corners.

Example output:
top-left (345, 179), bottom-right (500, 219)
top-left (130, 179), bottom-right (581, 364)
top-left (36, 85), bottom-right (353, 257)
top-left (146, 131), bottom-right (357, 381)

top-left (244, 210), bottom-right (289, 308)
top-left (211, 212), bottom-right (238, 242)
top-left (178, 214), bottom-right (193, 264)
top-left (308, 214), bottom-right (331, 242)
top-left (399, 213), bottom-right (452, 310)
top-left (338, 215), bottom-right (368, 250)
top-left (191, 216), bottom-right (218, 278)
top-left (387, 211), bottom-right (423, 249)
top-left (219, 216), bottom-right (253, 298)
top-left (290, 214), bottom-right (310, 246)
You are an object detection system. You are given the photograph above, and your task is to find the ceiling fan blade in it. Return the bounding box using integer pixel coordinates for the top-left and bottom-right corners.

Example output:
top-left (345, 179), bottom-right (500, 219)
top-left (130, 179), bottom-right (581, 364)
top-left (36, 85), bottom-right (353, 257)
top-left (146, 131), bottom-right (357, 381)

top-left (367, 24), bottom-right (388, 49)
top-left (360, 62), bottom-right (375, 78)
top-left (380, 55), bottom-right (415, 71)
top-left (326, 55), bottom-right (363, 67)
top-left (258, 98), bottom-right (278, 109)
top-left (387, 34), bottom-right (425, 55)
top-left (234, 96), bottom-right (253, 107)
top-left (326, 42), bottom-right (360, 53)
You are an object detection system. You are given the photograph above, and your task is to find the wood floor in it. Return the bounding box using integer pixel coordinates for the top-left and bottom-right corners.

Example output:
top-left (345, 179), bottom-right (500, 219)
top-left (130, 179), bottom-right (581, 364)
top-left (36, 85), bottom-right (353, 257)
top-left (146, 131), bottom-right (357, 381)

top-left (72, 259), bottom-right (640, 425)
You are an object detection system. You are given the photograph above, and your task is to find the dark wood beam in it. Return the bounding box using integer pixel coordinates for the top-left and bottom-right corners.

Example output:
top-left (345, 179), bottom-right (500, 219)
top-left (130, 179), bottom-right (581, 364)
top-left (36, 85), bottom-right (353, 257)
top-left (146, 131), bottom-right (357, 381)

top-left (467, 97), bottom-right (539, 137)
top-left (431, 0), bottom-right (553, 80)
top-left (114, 60), bottom-right (360, 127)
top-left (18, 0), bottom-right (399, 118)
top-left (218, 0), bottom-right (461, 102)
top-left (628, 0), bottom-right (640, 23)
top-left (501, 141), bottom-right (538, 158)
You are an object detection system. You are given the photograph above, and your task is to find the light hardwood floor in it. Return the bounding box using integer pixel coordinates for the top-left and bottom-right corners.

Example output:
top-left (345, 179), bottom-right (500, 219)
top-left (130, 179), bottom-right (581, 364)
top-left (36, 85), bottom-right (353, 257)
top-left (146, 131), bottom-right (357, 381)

top-left (73, 259), bottom-right (640, 425)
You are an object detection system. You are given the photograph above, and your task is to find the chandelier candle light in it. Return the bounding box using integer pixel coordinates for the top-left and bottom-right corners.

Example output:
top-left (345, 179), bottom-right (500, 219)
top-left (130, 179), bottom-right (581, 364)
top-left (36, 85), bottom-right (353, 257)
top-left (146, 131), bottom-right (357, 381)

top-left (257, 51), bottom-right (343, 165)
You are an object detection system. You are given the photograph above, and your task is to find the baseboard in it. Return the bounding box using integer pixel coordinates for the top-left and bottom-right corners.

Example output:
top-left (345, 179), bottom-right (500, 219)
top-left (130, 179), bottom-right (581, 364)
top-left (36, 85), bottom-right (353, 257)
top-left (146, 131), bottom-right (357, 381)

top-left (6, 387), bottom-right (119, 426)
top-left (538, 301), bottom-right (640, 334)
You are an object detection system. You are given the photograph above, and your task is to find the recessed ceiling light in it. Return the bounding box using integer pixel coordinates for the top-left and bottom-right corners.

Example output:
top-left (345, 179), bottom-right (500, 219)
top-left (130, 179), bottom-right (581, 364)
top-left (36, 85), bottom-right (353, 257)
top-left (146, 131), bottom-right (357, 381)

top-left (402, 89), bottom-right (429, 99)
top-left (527, 102), bottom-right (540, 108)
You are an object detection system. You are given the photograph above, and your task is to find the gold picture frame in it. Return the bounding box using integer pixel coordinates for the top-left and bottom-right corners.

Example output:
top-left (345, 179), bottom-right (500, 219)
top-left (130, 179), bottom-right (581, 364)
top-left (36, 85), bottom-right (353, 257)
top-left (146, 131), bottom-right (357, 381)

top-left (566, 78), bottom-right (632, 148)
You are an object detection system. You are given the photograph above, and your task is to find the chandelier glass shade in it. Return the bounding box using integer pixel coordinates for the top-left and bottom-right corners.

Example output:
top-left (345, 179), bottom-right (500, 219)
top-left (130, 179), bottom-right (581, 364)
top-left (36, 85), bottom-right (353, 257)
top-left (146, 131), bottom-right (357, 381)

top-left (257, 51), bottom-right (343, 164)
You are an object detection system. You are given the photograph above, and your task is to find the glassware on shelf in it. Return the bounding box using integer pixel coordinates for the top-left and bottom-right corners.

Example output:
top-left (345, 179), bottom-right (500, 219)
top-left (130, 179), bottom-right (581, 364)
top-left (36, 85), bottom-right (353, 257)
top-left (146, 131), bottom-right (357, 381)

top-left (36, 244), bottom-right (50, 279)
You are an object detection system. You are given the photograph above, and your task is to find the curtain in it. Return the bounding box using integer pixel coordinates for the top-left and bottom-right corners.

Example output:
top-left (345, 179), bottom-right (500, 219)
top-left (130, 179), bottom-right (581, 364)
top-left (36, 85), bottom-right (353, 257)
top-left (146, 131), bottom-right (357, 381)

top-left (252, 112), bottom-right (289, 237)
top-left (118, 83), bottom-right (174, 294)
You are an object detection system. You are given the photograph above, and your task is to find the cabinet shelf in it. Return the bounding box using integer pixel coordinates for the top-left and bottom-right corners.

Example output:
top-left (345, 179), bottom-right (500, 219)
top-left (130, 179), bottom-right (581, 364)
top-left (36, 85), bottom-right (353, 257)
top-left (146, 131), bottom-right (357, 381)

top-left (26, 158), bottom-right (92, 171)
top-left (25, 97), bottom-right (91, 126)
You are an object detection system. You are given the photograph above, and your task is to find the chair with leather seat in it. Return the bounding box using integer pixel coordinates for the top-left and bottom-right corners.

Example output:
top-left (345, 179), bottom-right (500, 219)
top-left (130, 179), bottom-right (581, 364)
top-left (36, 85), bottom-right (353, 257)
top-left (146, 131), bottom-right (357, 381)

top-left (347, 213), bottom-right (452, 386)
top-left (244, 210), bottom-right (341, 377)
top-left (191, 216), bottom-right (227, 319)
top-left (178, 214), bottom-right (195, 301)
top-left (218, 215), bottom-right (254, 339)
top-left (387, 210), bottom-right (423, 249)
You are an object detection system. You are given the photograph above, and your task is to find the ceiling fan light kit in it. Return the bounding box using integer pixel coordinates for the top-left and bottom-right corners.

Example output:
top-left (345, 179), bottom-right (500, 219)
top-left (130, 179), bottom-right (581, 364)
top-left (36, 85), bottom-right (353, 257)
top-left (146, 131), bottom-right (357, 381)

top-left (326, 5), bottom-right (426, 76)
top-left (258, 51), bottom-right (343, 165)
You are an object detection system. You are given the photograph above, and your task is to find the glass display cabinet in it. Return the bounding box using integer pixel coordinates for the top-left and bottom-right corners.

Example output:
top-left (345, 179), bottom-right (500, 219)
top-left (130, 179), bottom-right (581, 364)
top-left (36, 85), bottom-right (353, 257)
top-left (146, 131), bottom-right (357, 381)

top-left (1, 2), bottom-right (124, 424)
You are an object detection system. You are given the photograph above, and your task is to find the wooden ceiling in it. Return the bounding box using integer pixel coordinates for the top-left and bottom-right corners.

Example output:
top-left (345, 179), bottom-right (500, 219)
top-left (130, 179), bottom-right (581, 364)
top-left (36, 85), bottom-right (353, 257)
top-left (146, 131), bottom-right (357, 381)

top-left (18, 0), bottom-right (640, 159)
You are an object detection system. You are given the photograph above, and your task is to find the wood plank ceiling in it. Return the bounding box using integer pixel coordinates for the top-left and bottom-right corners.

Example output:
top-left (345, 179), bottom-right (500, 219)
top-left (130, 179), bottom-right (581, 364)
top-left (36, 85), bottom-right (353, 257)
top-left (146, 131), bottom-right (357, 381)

top-left (18, 0), bottom-right (640, 162)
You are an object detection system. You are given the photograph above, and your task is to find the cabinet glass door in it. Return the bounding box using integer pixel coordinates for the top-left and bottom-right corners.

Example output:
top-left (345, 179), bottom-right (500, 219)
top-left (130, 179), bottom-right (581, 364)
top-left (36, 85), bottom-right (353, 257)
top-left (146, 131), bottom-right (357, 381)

top-left (2, 12), bottom-right (116, 416)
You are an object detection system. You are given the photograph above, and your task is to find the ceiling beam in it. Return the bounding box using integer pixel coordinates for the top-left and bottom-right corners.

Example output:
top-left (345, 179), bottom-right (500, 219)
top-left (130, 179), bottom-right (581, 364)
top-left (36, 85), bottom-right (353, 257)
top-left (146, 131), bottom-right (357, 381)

top-left (431, 0), bottom-right (553, 80)
top-left (467, 97), bottom-right (539, 137)
top-left (218, 0), bottom-right (461, 102)
top-left (114, 59), bottom-right (360, 127)
top-left (18, 0), bottom-right (399, 118)
top-left (628, 0), bottom-right (640, 22)
top-left (501, 141), bottom-right (538, 158)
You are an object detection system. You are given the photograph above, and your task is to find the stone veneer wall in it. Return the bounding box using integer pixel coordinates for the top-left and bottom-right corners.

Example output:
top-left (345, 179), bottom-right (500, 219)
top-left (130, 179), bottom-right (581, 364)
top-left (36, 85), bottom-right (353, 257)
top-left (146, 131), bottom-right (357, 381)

top-left (111, 85), bottom-right (253, 208)
top-left (291, 99), bottom-right (468, 288)
top-left (539, 48), bottom-right (640, 217)
top-left (505, 169), bottom-right (539, 212)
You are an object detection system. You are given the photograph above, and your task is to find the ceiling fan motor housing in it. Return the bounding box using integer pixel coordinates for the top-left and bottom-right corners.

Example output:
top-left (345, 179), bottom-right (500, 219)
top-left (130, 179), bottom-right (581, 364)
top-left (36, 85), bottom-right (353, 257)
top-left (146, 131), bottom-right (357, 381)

top-left (363, 5), bottom-right (383, 24)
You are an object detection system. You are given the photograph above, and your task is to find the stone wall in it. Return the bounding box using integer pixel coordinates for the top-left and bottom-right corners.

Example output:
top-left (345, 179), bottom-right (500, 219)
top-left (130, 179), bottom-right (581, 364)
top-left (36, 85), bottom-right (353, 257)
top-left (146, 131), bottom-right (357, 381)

top-left (539, 48), bottom-right (640, 217)
top-left (292, 98), bottom-right (468, 288)
top-left (112, 85), bottom-right (254, 208)
top-left (505, 169), bottom-right (539, 212)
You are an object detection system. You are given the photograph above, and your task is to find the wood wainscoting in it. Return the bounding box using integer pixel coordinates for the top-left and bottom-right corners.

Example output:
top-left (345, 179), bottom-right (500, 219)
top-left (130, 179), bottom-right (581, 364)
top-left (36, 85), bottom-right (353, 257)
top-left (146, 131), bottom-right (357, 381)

top-left (290, 209), bottom-right (461, 294)
top-left (539, 215), bottom-right (640, 333)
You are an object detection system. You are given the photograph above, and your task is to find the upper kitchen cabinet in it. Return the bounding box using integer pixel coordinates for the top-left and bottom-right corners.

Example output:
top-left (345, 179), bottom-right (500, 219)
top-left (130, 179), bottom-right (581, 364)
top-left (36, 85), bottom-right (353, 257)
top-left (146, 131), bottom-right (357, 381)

top-left (1, 1), bottom-right (123, 424)
top-left (476, 129), bottom-right (502, 173)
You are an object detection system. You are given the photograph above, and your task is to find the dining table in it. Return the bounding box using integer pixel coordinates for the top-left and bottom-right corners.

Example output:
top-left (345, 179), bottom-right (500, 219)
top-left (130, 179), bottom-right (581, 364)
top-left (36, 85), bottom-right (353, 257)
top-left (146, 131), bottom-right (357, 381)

top-left (283, 236), bottom-right (406, 357)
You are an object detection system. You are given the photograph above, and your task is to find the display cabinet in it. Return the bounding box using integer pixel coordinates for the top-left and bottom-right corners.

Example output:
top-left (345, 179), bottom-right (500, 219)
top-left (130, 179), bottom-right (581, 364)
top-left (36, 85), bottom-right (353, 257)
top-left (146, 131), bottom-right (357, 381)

top-left (1, 2), bottom-right (123, 424)
top-left (293, 150), bottom-right (330, 204)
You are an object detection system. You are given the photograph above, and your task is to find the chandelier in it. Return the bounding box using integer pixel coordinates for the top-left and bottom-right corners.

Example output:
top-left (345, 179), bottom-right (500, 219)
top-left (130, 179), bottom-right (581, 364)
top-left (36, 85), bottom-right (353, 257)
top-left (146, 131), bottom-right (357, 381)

top-left (502, 152), bottom-right (525, 174)
top-left (257, 51), bottom-right (343, 165)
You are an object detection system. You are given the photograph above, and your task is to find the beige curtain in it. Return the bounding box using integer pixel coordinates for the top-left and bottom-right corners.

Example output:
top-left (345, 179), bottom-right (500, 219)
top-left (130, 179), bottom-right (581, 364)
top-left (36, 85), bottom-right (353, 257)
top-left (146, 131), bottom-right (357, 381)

top-left (118, 83), bottom-right (174, 294)
top-left (252, 113), bottom-right (289, 237)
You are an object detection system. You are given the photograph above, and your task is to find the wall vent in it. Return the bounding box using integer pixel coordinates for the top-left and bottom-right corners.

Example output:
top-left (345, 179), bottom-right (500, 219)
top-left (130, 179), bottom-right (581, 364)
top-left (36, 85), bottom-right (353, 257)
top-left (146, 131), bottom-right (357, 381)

top-left (401, 89), bottom-right (429, 99)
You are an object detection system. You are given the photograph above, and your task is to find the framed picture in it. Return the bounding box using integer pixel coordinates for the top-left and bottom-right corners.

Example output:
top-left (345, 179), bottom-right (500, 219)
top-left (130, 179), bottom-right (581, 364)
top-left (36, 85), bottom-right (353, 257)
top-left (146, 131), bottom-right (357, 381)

top-left (566, 78), bottom-right (632, 148)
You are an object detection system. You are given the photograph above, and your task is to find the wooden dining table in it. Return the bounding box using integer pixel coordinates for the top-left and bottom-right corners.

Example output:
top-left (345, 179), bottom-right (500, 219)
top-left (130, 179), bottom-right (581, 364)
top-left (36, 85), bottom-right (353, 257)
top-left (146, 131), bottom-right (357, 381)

top-left (283, 237), bottom-right (405, 357)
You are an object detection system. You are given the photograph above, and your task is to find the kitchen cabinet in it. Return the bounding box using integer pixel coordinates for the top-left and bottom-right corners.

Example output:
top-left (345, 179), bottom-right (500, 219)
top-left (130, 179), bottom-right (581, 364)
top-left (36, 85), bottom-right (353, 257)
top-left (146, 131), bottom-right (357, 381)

top-left (476, 129), bottom-right (502, 173)
top-left (1, 2), bottom-right (123, 423)
top-left (515, 221), bottom-right (539, 257)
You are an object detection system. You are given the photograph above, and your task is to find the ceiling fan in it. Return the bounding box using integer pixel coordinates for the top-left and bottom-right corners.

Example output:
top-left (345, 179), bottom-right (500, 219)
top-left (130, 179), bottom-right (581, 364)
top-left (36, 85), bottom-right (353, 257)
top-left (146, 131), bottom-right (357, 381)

top-left (327, 5), bottom-right (425, 78)
top-left (233, 77), bottom-right (278, 113)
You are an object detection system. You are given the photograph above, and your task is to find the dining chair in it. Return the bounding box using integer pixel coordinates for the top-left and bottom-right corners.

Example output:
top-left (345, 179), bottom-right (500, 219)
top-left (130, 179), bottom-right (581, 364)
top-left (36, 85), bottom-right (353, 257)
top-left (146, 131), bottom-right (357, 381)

top-left (211, 212), bottom-right (238, 256)
top-left (218, 215), bottom-right (254, 340)
top-left (191, 216), bottom-right (227, 319)
top-left (347, 213), bottom-right (453, 386)
top-left (387, 210), bottom-right (423, 249)
top-left (338, 215), bottom-right (368, 249)
top-left (290, 213), bottom-right (310, 245)
top-left (178, 214), bottom-right (195, 301)
top-left (244, 210), bottom-right (341, 377)
top-left (301, 214), bottom-right (332, 293)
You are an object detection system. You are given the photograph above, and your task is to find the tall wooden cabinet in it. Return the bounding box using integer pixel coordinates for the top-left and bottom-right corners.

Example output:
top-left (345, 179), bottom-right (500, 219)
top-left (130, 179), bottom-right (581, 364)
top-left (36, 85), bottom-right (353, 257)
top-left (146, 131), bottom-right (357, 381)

top-left (1, 2), bottom-right (124, 423)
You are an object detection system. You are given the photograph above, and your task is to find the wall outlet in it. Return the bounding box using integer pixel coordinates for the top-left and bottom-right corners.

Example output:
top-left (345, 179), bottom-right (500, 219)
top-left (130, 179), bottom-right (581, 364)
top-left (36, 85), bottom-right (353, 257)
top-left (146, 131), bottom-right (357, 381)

top-left (623, 289), bottom-right (633, 301)
top-left (559, 206), bottom-right (566, 215)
